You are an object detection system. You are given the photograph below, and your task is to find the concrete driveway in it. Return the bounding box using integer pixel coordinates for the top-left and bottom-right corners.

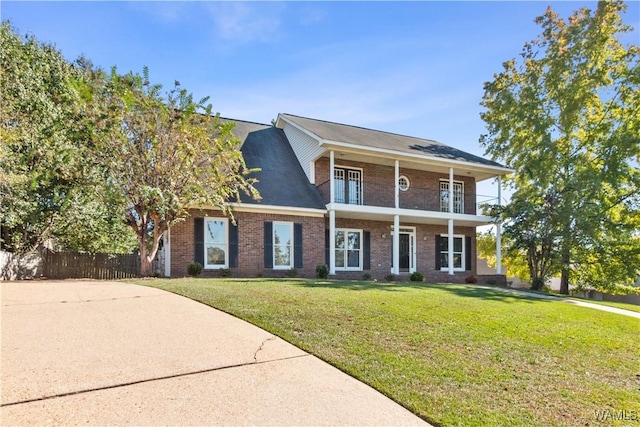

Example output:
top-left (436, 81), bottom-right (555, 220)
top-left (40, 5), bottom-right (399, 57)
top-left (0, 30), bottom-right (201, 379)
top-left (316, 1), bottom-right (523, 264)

top-left (1, 280), bottom-right (428, 426)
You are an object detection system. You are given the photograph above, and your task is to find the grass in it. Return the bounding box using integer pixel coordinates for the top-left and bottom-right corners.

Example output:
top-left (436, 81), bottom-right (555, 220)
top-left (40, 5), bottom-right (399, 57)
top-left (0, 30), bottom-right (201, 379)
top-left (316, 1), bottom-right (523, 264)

top-left (130, 278), bottom-right (640, 426)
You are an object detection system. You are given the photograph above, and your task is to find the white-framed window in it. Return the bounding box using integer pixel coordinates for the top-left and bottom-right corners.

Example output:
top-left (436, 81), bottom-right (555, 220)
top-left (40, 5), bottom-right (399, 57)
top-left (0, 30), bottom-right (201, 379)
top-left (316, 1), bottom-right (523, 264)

top-left (334, 167), bottom-right (362, 205)
top-left (335, 229), bottom-right (363, 271)
top-left (205, 218), bottom-right (228, 269)
top-left (439, 234), bottom-right (464, 271)
top-left (440, 180), bottom-right (464, 213)
top-left (398, 175), bottom-right (410, 191)
top-left (273, 221), bottom-right (294, 269)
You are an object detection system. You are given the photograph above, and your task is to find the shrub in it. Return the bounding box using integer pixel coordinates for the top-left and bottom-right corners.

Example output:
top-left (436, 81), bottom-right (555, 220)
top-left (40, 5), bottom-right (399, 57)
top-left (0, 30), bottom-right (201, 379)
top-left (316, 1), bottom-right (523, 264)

top-left (485, 278), bottom-right (497, 286)
top-left (362, 272), bottom-right (372, 281)
top-left (316, 264), bottom-right (329, 279)
top-left (219, 268), bottom-right (232, 278)
top-left (385, 273), bottom-right (396, 282)
top-left (465, 275), bottom-right (478, 284)
top-left (410, 271), bottom-right (424, 282)
top-left (187, 261), bottom-right (202, 277)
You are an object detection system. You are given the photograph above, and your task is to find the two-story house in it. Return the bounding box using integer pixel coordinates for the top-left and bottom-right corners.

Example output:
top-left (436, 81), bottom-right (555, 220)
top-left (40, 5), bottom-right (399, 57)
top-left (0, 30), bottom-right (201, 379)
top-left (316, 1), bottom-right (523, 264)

top-left (163, 113), bottom-right (512, 282)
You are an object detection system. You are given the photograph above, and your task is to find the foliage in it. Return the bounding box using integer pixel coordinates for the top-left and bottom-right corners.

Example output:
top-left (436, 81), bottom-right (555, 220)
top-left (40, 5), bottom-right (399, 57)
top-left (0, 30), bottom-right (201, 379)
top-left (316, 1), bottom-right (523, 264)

top-left (409, 271), bottom-right (424, 282)
top-left (362, 272), bottom-right (372, 281)
top-left (0, 22), bottom-right (136, 254)
top-left (384, 273), bottom-right (396, 282)
top-left (477, 230), bottom-right (530, 285)
top-left (218, 268), bottom-right (231, 278)
top-left (187, 261), bottom-right (202, 277)
top-left (93, 67), bottom-right (260, 276)
top-left (480, 1), bottom-right (640, 294)
top-left (284, 268), bottom-right (298, 278)
top-left (135, 278), bottom-right (640, 426)
top-left (315, 264), bottom-right (329, 279)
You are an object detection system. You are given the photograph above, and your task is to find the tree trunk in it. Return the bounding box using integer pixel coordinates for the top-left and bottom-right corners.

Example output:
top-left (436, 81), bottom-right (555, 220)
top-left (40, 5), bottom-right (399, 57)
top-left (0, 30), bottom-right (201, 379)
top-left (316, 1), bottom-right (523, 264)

top-left (560, 234), bottom-right (571, 295)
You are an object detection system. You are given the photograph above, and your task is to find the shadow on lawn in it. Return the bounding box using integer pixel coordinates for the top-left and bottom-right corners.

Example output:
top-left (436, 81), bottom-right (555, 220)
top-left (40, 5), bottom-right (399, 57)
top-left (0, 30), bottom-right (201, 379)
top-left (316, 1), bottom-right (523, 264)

top-left (291, 279), bottom-right (546, 303)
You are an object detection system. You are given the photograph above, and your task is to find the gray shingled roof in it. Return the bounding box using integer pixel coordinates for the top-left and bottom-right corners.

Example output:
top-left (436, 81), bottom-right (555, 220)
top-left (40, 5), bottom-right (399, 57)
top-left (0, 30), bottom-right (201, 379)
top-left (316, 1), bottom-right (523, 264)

top-left (280, 113), bottom-right (505, 168)
top-left (227, 119), bottom-right (326, 210)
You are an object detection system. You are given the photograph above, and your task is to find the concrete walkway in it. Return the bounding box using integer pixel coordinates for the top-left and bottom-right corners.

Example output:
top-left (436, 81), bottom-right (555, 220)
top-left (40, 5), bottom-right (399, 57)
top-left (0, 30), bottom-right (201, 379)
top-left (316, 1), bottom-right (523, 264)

top-left (1, 280), bottom-right (428, 426)
top-left (474, 284), bottom-right (640, 319)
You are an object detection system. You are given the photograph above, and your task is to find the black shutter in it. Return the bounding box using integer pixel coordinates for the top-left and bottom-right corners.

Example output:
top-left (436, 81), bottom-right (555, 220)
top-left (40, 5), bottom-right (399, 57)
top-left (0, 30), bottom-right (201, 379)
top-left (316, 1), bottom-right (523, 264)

top-left (363, 231), bottom-right (371, 270)
top-left (325, 229), bottom-right (330, 265)
top-left (194, 218), bottom-right (204, 266)
top-left (229, 222), bottom-right (238, 268)
top-left (264, 221), bottom-right (273, 269)
top-left (435, 235), bottom-right (441, 270)
top-left (294, 223), bottom-right (303, 268)
top-left (465, 236), bottom-right (472, 271)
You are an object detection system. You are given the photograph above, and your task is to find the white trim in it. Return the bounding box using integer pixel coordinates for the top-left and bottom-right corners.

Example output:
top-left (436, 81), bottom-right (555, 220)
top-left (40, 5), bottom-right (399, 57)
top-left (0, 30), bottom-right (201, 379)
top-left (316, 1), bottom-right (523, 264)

top-left (440, 233), bottom-right (465, 272)
top-left (440, 179), bottom-right (465, 214)
top-left (398, 175), bottom-right (410, 192)
top-left (394, 160), bottom-right (399, 209)
top-left (334, 228), bottom-right (364, 271)
top-left (391, 225), bottom-right (416, 274)
top-left (204, 217), bottom-right (229, 269)
top-left (329, 209), bottom-right (336, 275)
top-left (309, 160), bottom-right (315, 183)
top-left (392, 215), bottom-right (400, 275)
top-left (320, 139), bottom-right (514, 176)
top-left (224, 203), bottom-right (326, 217)
top-left (276, 114), bottom-right (323, 142)
top-left (272, 221), bottom-right (294, 270)
top-left (326, 202), bottom-right (493, 224)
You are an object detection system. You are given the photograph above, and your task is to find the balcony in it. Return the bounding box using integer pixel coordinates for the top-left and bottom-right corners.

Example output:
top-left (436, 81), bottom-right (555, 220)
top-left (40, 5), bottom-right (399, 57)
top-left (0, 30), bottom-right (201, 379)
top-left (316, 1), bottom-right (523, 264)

top-left (317, 180), bottom-right (497, 216)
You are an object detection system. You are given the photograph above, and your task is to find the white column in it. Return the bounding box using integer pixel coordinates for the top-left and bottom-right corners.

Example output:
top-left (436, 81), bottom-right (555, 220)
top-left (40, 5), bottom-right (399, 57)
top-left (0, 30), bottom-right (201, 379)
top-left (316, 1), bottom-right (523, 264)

top-left (496, 176), bottom-right (502, 274)
top-left (329, 209), bottom-right (336, 275)
top-left (329, 150), bottom-right (335, 204)
top-left (393, 215), bottom-right (400, 275)
top-left (394, 159), bottom-right (399, 209)
top-left (448, 167), bottom-right (454, 275)
top-left (164, 228), bottom-right (171, 278)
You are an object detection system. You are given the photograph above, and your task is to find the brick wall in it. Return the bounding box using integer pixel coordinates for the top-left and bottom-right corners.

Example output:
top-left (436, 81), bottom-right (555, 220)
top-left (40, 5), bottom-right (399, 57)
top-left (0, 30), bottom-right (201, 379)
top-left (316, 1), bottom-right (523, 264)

top-left (331, 218), bottom-right (477, 282)
top-left (170, 209), bottom-right (324, 278)
top-left (315, 157), bottom-right (476, 214)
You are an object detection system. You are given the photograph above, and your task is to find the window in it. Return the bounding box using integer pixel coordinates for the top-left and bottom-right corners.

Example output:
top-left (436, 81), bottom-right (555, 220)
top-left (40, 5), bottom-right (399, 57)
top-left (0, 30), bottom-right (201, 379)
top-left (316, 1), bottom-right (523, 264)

top-left (334, 167), bottom-right (362, 205)
top-left (273, 222), bottom-right (293, 269)
top-left (335, 229), bottom-right (362, 270)
top-left (440, 180), bottom-right (464, 213)
top-left (205, 218), bottom-right (228, 269)
top-left (398, 175), bottom-right (410, 191)
top-left (439, 235), bottom-right (464, 271)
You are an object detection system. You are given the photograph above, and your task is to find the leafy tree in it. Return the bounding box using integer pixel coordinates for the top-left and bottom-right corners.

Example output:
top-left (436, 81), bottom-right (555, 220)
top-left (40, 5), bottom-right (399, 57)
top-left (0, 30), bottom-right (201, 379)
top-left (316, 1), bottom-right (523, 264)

top-left (94, 67), bottom-right (259, 276)
top-left (480, 1), bottom-right (640, 294)
top-left (0, 22), bottom-right (136, 254)
top-left (476, 229), bottom-right (530, 285)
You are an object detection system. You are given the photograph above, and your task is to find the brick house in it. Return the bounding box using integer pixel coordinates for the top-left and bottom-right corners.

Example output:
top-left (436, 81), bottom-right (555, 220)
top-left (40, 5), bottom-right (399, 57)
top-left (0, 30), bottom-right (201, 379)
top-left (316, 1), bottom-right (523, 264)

top-left (163, 113), bottom-right (512, 282)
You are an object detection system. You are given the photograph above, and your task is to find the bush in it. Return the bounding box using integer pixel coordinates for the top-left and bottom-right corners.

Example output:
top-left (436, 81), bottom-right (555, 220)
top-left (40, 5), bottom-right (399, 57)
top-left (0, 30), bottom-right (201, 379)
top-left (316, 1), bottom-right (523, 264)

top-left (187, 261), bottom-right (202, 277)
top-left (410, 271), bottom-right (424, 282)
top-left (465, 275), bottom-right (478, 284)
top-left (485, 278), bottom-right (497, 286)
top-left (362, 272), bottom-right (372, 281)
top-left (219, 268), bottom-right (232, 278)
top-left (316, 264), bottom-right (329, 279)
top-left (385, 273), bottom-right (396, 282)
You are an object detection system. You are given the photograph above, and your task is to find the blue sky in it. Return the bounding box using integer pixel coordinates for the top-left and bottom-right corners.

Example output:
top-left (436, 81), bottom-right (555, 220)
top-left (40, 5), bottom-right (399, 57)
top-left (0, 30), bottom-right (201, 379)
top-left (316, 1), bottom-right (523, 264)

top-left (3, 1), bottom-right (639, 199)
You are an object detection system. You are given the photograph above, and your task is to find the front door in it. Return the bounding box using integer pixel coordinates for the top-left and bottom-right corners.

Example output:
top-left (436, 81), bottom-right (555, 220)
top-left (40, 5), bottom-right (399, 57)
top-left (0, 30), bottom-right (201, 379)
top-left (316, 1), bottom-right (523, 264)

top-left (391, 228), bottom-right (416, 274)
top-left (399, 234), bottom-right (410, 272)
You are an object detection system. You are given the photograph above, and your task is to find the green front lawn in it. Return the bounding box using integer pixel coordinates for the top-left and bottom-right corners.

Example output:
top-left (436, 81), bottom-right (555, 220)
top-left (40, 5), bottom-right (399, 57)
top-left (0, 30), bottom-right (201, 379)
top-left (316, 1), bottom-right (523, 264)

top-left (131, 278), bottom-right (640, 426)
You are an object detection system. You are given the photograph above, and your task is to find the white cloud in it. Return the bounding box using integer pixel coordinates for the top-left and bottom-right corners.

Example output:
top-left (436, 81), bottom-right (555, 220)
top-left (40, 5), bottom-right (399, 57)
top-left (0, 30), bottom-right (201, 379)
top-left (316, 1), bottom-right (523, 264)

top-left (205, 2), bottom-right (286, 44)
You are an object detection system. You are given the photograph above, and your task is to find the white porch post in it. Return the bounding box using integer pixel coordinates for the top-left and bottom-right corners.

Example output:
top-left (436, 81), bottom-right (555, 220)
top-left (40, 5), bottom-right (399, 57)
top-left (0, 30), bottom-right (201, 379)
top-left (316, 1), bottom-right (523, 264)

top-left (329, 150), bottom-right (336, 275)
top-left (448, 167), bottom-right (454, 275)
top-left (496, 175), bottom-right (502, 274)
top-left (164, 228), bottom-right (171, 278)
top-left (393, 214), bottom-right (400, 275)
top-left (394, 160), bottom-right (399, 209)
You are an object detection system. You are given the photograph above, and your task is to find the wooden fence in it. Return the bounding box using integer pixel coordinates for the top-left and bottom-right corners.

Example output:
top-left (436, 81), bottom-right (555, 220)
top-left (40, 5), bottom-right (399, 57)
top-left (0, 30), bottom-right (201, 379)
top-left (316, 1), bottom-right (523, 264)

top-left (42, 250), bottom-right (140, 280)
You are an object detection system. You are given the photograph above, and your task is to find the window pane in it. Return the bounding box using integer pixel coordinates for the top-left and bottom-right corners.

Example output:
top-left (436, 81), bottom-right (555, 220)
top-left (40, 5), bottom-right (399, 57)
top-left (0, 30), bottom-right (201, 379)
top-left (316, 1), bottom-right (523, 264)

top-left (347, 232), bottom-right (360, 250)
top-left (347, 250), bottom-right (360, 268)
top-left (207, 244), bottom-right (226, 265)
top-left (335, 231), bottom-right (345, 249)
top-left (335, 249), bottom-right (345, 267)
top-left (274, 223), bottom-right (291, 247)
top-left (453, 254), bottom-right (462, 268)
top-left (440, 253), bottom-right (448, 268)
top-left (205, 220), bottom-right (225, 243)
top-left (454, 237), bottom-right (463, 252)
top-left (440, 237), bottom-right (448, 251)
top-left (274, 245), bottom-right (291, 267)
